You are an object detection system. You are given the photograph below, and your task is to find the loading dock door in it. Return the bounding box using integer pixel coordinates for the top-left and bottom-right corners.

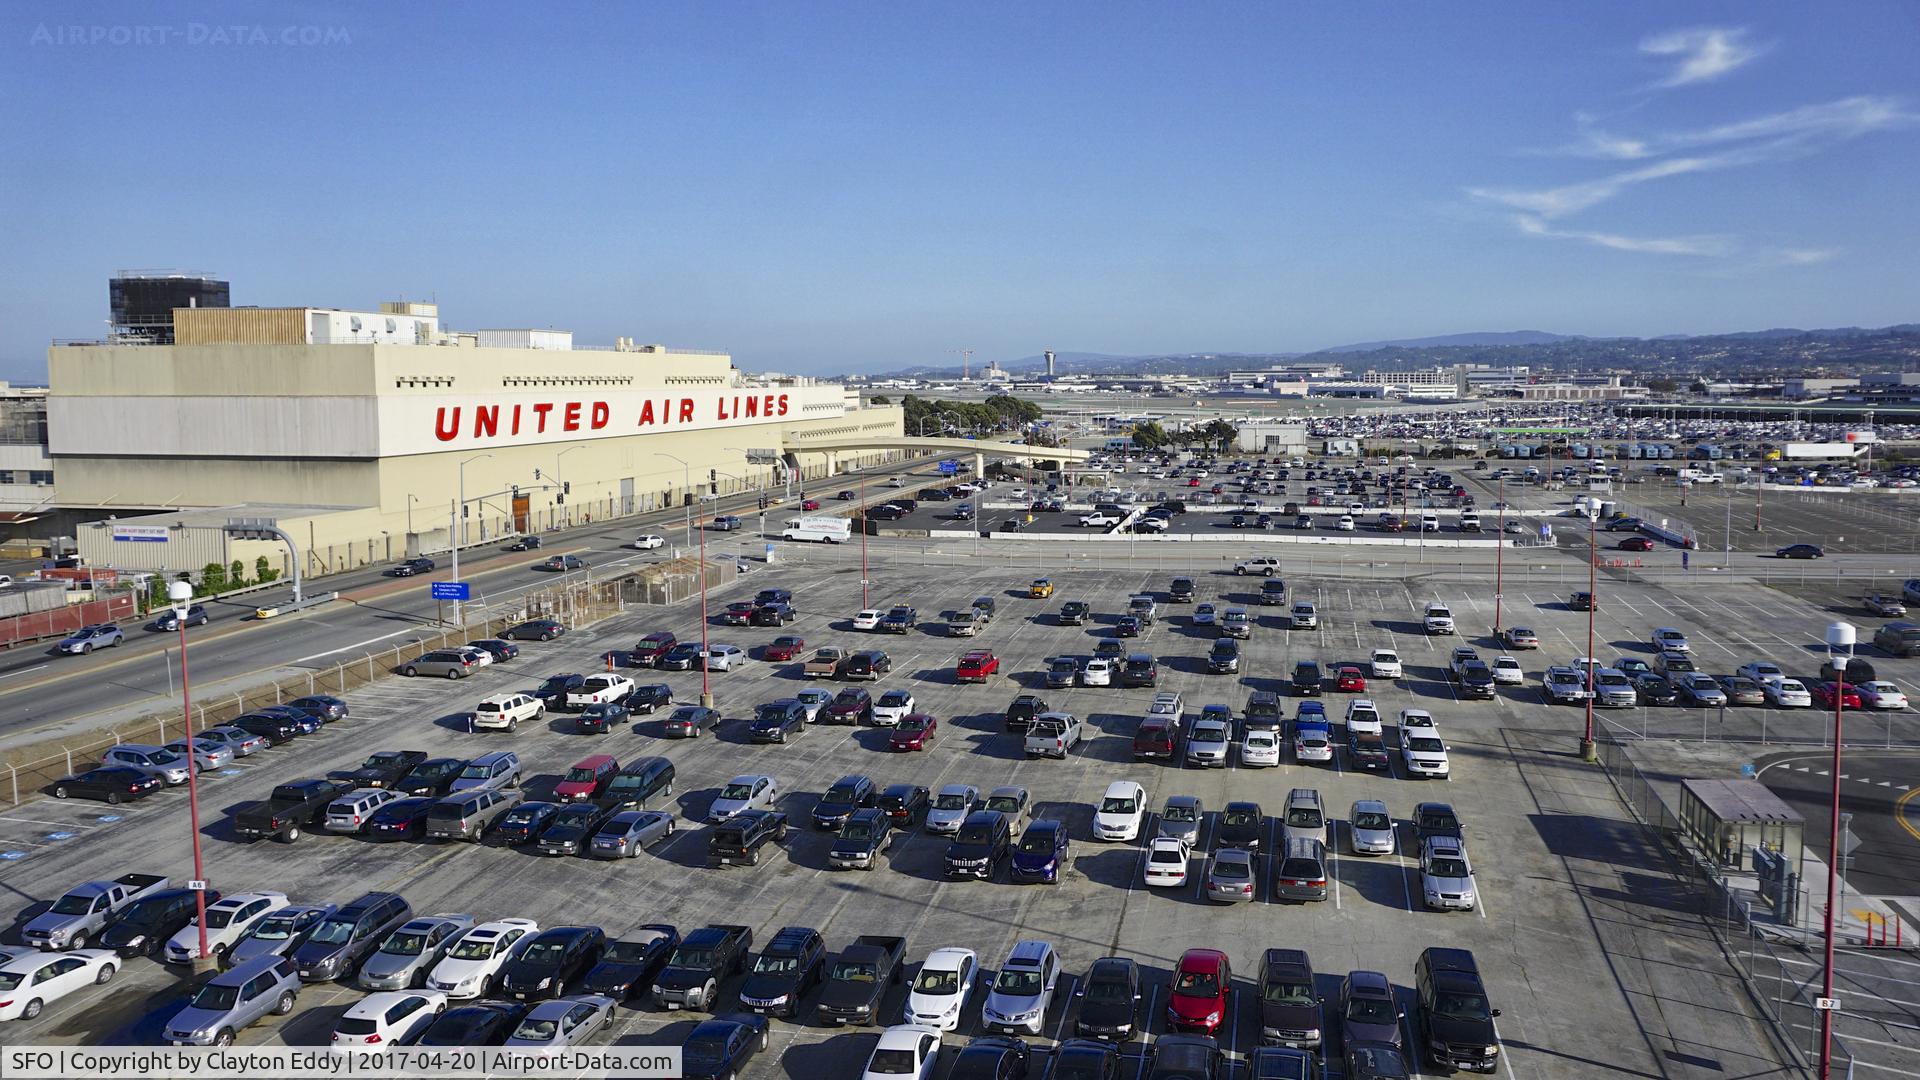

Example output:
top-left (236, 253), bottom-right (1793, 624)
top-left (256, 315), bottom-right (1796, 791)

top-left (512, 493), bottom-right (530, 532)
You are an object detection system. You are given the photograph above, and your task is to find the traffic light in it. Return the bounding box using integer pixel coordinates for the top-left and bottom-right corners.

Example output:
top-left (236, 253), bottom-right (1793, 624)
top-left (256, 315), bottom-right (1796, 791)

top-left (709, 469), bottom-right (718, 482)
top-left (563, 481), bottom-right (571, 495)
top-left (511, 485), bottom-right (520, 498)
top-left (533, 468), bottom-right (542, 480)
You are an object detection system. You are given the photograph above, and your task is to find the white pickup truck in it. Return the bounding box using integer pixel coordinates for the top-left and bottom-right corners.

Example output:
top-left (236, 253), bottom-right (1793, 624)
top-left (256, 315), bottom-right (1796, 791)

top-left (1023, 713), bottom-right (1085, 759)
top-left (1079, 511), bottom-right (1122, 528)
top-left (565, 674), bottom-right (635, 712)
top-left (22, 873), bottom-right (169, 950)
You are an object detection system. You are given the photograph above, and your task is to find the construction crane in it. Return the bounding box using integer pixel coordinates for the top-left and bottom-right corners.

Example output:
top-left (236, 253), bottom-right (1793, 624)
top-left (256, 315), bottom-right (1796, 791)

top-left (949, 347), bottom-right (975, 381)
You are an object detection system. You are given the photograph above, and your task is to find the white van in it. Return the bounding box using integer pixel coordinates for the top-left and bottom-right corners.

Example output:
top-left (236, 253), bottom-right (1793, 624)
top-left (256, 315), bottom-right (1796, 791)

top-left (782, 516), bottom-right (851, 543)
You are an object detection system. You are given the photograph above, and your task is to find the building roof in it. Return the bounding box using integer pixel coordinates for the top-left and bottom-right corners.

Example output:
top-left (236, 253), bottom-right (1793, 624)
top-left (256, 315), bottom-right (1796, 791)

top-left (1680, 778), bottom-right (1803, 824)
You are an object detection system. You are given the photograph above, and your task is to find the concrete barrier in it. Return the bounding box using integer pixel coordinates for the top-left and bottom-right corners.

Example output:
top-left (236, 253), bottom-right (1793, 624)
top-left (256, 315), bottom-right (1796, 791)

top-left (986, 530), bottom-right (1508, 549)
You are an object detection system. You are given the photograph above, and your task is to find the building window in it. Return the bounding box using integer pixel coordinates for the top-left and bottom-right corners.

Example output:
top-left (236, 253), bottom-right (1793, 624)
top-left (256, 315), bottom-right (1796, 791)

top-left (29, 471), bottom-right (52, 485)
top-left (0, 472), bottom-right (13, 484)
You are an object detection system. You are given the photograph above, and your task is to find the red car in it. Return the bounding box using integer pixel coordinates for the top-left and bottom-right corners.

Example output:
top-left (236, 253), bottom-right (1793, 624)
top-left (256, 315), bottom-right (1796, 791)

top-left (801, 498), bottom-right (821, 511)
top-left (889, 713), bottom-right (938, 751)
top-left (1167, 948), bottom-right (1232, 1034)
top-left (956, 650), bottom-right (1000, 683)
top-left (632, 631), bottom-right (677, 666)
top-left (1813, 681), bottom-right (1863, 710)
top-left (1335, 666), bottom-right (1367, 692)
top-left (1186, 477), bottom-right (1201, 487)
top-left (1617, 537), bottom-right (1655, 552)
top-left (552, 754), bottom-right (618, 802)
top-left (762, 635), bottom-right (806, 662)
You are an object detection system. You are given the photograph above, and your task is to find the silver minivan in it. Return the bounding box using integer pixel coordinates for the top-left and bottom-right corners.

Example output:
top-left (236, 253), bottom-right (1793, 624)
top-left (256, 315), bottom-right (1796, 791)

top-left (449, 751), bottom-right (521, 793)
top-left (1281, 789), bottom-right (1327, 849)
top-left (325, 788), bottom-right (402, 835)
top-left (163, 955), bottom-right (300, 1046)
top-left (425, 788), bottom-right (523, 842)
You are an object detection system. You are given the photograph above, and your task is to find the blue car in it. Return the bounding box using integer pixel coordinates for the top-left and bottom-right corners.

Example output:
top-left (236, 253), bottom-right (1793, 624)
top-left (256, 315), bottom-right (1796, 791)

top-left (1009, 819), bottom-right (1069, 884)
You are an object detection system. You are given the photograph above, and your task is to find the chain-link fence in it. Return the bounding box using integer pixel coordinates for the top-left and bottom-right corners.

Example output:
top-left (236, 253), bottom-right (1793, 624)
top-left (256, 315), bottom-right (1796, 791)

top-left (0, 574), bottom-right (630, 807)
top-left (1594, 739), bottom-right (1873, 1078)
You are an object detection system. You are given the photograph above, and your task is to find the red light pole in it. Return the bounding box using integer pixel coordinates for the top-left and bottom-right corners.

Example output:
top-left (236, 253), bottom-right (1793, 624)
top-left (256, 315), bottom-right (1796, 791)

top-left (1817, 621), bottom-right (1854, 1079)
top-left (1581, 512), bottom-right (1598, 761)
top-left (168, 581), bottom-right (210, 964)
top-left (697, 504), bottom-right (711, 708)
top-left (859, 470), bottom-right (869, 609)
top-left (1493, 476), bottom-right (1506, 636)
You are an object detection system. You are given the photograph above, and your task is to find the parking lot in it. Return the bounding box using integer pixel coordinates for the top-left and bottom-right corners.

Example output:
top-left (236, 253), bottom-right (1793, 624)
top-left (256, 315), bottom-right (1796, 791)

top-left (5, 544), bottom-right (1902, 1077)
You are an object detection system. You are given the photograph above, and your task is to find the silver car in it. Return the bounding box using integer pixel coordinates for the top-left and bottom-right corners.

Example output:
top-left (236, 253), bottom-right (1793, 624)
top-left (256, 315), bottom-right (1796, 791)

top-left (163, 956), bottom-right (300, 1046)
top-left (1420, 837), bottom-right (1477, 911)
top-left (100, 744), bottom-right (189, 785)
top-left (197, 726), bottom-right (269, 757)
top-left (227, 904), bottom-right (337, 968)
top-left (926, 784), bottom-right (980, 835)
top-left (979, 940), bottom-right (1061, 1036)
top-left (163, 737), bottom-right (234, 772)
top-left (587, 810), bottom-right (675, 859)
top-left (1348, 800), bottom-right (1395, 856)
top-left (502, 995), bottom-right (616, 1047)
top-left (1204, 848), bottom-right (1258, 903)
top-left (358, 915), bottom-right (475, 991)
top-left (707, 775), bottom-right (778, 823)
top-left (1157, 796), bottom-right (1204, 845)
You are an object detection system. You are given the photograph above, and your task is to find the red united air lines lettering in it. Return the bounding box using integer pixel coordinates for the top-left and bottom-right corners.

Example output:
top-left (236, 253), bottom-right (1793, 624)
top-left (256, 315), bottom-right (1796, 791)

top-left (434, 393), bottom-right (789, 443)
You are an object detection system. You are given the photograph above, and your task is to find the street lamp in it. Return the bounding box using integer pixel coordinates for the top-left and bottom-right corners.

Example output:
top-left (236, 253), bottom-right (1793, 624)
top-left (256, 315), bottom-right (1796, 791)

top-left (169, 580), bottom-right (211, 966)
top-left (654, 452), bottom-right (693, 549)
top-left (1818, 621), bottom-right (1854, 1080)
top-left (452, 454), bottom-right (492, 600)
top-left (1493, 476), bottom-right (1506, 635)
top-left (406, 493), bottom-right (420, 543)
top-left (1580, 507), bottom-right (1598, 762)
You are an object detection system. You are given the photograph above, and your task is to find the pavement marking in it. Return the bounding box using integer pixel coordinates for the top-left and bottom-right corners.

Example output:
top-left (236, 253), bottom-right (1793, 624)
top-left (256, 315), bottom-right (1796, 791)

top-left (0, 664), bottom-right (48, 682)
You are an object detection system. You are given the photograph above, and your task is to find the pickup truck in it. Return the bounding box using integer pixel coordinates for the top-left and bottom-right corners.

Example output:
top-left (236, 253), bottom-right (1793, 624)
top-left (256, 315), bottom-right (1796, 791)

top-left (233, 778), bottom-right (357, 843)
top-left (956, 651), bottom-right (999, 683)
top-left (652, 924), bottom-right (753, 1011)
top-left (1024, 713), bottom-right (1085, 759)
top-left (1079, 511), bottom-right (1122, 528)
top-left (804, 647), bottom-right (848, 678)
top-left (815, 935), bottom-right (908, 1026)
top-left (565, 674), bottom-right (635, 712)
top-left (22, 873), bottom-right (169, 950)
top-left (708, 809), bottom-right (789, 868)
top-left (327, 750), bottom-right (428, 789)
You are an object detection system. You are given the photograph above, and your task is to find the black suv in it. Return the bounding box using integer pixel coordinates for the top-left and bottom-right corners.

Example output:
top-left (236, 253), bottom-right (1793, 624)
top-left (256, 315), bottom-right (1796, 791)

top-left (944, 810), bottom-right (1010, 880)
top-left (813, 775), bottom-right (877, 830)
top-left (1258, 947), bottom-right (1323, 1051)
top-left (1169, 577), bottom-right (1196, 602)
top-left (828, 808), bottom-right (902, 871)
top-left (1456, 662), bottom-right (1496, 699)
top-left (750, 603), bottom-right (795, 627)
top-left (1291, 661), bottom-right (1323, 697)
top-left (1005, 695), bottom-right (1048, 733)
top-left (583, 925), bottom-right (680, 1000)
top-left (737, 926), bottom-right (826, 1019)
top-left (1415, 947), bottom-right (1502, 1073)
top-left (708, 809), bottom-right (788, 868)
top-left (1118, 654), bottom-right (1158, 688)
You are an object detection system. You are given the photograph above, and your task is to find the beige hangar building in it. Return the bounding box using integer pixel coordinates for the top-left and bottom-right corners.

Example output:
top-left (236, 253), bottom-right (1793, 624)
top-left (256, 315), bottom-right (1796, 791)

top-left (50, 301), bottom-right (904, 580)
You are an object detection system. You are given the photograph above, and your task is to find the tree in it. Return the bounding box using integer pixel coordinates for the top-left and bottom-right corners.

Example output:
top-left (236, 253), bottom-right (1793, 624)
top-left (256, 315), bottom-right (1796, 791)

top-left (200, 562), bottom-right (227, 594)
top-left (868, 395), bottom-right (890, 405)
top-left (255, 555), bottom-right (279, 583)
top-left (1131, 421), bottom-right (1170, 449)
top-left (230, 560), bottom-right (247, 588)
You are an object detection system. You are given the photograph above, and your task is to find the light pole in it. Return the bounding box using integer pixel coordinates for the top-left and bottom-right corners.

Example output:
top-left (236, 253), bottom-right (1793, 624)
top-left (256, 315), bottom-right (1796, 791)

top-left (723, 446), bottom-right (769, 511)
top-left (1818, 621), bottom-right (1854, 1080)
top-left (1581, 510), bottom-right (1598, 761)
top-left (453, 454), bottom-right (492, 606)
top-left (859, 470), bottom-right (870, 607)
top-left (555, 445), bottom-right (586, 529)
top-left (654, 452), bottom-right (693, 549)
top-left (1493, 476), bottom-right (1506, 636)
top-left (169, 580), bottom-right (211, 966)
top-left (406, 493), bottom-right (419, 543)
top-left (697, 502), bottom-right (713, 708)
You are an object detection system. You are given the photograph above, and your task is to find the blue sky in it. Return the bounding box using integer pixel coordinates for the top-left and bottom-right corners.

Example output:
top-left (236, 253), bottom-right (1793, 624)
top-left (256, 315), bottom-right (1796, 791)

top-left (2, 1), bottom-right (1915, 377)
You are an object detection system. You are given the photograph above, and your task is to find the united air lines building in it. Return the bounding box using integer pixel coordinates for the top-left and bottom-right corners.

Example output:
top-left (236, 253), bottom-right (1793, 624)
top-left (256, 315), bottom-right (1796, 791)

top-left (50, 301), bottom-right (903, 578)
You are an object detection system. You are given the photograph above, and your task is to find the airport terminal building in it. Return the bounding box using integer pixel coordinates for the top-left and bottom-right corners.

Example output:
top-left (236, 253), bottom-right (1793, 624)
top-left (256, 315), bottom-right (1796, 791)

top-left (49, 300), bottom-right (902, 579)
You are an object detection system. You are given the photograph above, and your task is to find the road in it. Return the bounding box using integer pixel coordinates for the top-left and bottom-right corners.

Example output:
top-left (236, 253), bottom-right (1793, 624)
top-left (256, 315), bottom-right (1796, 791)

top-left (0, 458), bottom-right (940, 750)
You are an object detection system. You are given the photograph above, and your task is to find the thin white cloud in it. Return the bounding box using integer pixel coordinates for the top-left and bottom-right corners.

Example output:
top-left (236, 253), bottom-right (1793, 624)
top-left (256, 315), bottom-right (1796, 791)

top-left (1541, 96), bottom-right (1914, 160)
top-left (1777, 247), bottom-right (1840, 265)
top-left (1641, 27), bottom-right (1767, 88)
top-left (1471, 156), bottom-right (1718, 219)
top-left (1513, 215), bottom-right (1730, 256)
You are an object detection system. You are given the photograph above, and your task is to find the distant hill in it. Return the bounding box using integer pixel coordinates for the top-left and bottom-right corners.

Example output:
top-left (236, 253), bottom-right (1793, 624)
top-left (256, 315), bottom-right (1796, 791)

top-left (1317, 330), bottom-right (1584, 353)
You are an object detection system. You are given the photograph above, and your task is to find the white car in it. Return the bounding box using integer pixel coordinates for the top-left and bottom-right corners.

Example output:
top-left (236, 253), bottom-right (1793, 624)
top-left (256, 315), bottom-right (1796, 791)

top-left (871, 690), bottom-right (916, 726)
top-left (0, 949), bottom-right (117, 1020)
top-left (887, 477), bottom-right (906, 487)
top-left (862, 1024), bottom-right (943, 1080)
top-left (1293, 725), bottom-right (1334, 764)
top-left (1400, 726), bottom-right (1452, 779)
top-left (502, 995), bottom-right (616, 1048)
top-left (327, 991), bottom-right (446, 1055)
top-left (1092, 781), bottom-right (1147, 841)
top-left (1240, 728), bottom-right (1281, 767)
top-left (165, 892), bottom-right (287, 965)
top-left (629, 535), bottom-right (666, 550)
top-left (455, 645), bottom-right (495, 667)
top-left (1079, 659), bottom-right (1113, 687)
top-left (1144, 837), bottom-right (1193, 888)
top-left (904, 948), bottom-right (978, 1031)
top-left (853, 609), bottom-right (885, 631)
top-left (1859, 681), bottom-right (1909, 709)
top-left (1764, 678), bottom-right (1813, 708)
top-left (1738, 661), bottom-right (1784, 683)
top-left (1397, 707), bottom-right (1443, 730)
top-left (427, 918), bottom-right (538, 998)
top-left (1344, 700), bottom-right (1383, 737)
top-left (1491, 655), bottom-right (1525, 685)
top-left (1369, 649), bottom-right (1403, 679)
top-left (1337, 515), bottom-right (1356, 531)
top-left (708, 774), bottom-right (779, 823)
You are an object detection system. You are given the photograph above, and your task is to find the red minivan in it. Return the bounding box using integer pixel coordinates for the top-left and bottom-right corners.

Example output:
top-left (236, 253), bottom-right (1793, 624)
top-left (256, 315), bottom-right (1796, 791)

top-left (1132, 717), bottom-right (1178, 761)
top-left (553, 755), bottom-right (619, 802)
